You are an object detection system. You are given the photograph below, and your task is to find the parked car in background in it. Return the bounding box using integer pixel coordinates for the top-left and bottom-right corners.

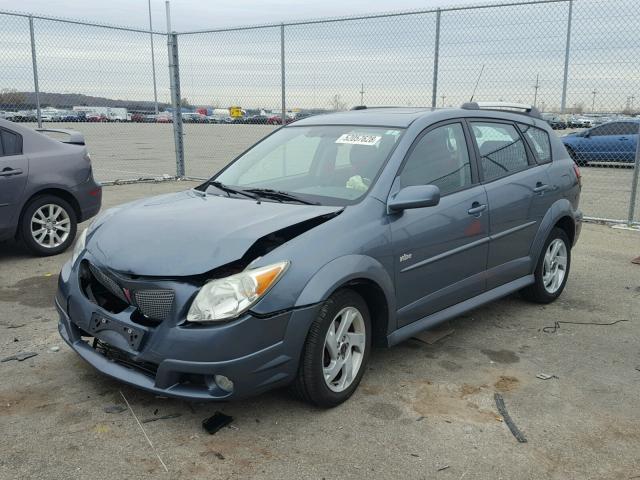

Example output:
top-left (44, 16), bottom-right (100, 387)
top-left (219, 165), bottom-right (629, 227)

top-left (155, 113), bottom-right (173, 123)
top-left (244, 115), bottom-right (269, 124)
top-left (86, 113), bottom-right (108, 123)
top-left (130, 113), bottom-right (146, 123)
top-left (0, 119), bottom-right (101, 255)
top-left (562, 119), bottom-right (639, 166)
top-left (12, 111), bottom-right (37, 122)
top-left (182, 112), bottom-right (208, 123)
top-left (57, 102), bottom-right (581, 407)
top-left (541, 113), bottom-right (567, 130)
top-left (568, 116), bottom-right (592, 128)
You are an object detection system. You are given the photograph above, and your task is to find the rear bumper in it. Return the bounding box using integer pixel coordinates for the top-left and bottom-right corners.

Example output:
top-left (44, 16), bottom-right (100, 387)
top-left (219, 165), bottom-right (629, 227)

top-left (56, 264), bottom-right (320, 401)
top-left (73, 177), bottom-right (102, 222)
top-left (574, 209), bottom-right (583, 246)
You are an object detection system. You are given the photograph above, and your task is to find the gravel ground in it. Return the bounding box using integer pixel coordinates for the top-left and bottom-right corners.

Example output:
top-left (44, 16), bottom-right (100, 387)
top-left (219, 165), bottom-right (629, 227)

top-left (0, 181), bottom-right (639, 480)
top-left (24, 122), bottom-right (640, 223)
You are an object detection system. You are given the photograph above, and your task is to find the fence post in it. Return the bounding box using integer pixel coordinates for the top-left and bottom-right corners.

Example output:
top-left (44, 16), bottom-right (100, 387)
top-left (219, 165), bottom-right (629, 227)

top-left (627, 135), bottom-right (640, 225)
top-left (168, 32), bottom-right (185, 177)
top-left (28, 16), bottom-right (42, 128)
top-left (280, 23), bottom-right (286, 125)
top-left (560, 0), bottom-right (573, 113)
top-left (431, 8), bottom-right (441, 108)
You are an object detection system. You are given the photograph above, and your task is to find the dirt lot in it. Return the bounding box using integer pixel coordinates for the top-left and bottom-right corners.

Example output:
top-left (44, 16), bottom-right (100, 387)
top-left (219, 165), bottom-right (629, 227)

top-left (0, 181), bottom-right (639, 480)
top-left (26, 122), bottom-right (640, 223)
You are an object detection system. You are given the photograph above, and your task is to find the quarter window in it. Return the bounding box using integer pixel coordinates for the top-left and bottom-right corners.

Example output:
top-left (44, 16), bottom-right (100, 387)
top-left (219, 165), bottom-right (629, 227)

top-left (400, 123), bottom-right (472, 196)
top-left (519, 124), bottom-right (552, 164)
top-left (471, 122), bottom-right (529, 181)
top-left (0, 129), bottom-right (20, 156)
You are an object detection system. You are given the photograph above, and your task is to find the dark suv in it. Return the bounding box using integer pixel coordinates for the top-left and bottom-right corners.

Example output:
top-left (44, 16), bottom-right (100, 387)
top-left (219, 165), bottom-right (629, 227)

top-left (57, 102), bottom-right (582, 407)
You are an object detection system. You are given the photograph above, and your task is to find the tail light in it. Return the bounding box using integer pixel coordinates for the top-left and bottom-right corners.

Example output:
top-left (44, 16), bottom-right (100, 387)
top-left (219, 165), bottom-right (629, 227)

top-left (573, 163), bottom-right (582, 187)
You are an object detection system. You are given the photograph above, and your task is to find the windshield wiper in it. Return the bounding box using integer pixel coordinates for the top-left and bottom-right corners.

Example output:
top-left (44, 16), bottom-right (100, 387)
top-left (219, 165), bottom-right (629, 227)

top-left (244, 188), bottom-right (319, 205)
top-left (206, 181), bottom-right (261, 201)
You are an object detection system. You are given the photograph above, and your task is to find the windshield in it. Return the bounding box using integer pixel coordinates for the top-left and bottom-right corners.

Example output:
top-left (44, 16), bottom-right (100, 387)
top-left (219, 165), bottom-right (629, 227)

top-left (214, 125), bottom-right (404, 205)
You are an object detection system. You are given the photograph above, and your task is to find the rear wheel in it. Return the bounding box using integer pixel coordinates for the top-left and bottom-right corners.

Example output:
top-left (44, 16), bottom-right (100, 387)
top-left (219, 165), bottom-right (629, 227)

top-left (521, 228), bottom-right (571, 304)
top-left (290, 289), bottom-right (371, 407)
top-left (20, 195), bottom-right (77, 256)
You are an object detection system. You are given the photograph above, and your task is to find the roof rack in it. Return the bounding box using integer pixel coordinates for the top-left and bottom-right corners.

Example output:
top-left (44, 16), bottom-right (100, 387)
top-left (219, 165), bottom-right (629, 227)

top-left (461, 101), bottom-right (541, 119)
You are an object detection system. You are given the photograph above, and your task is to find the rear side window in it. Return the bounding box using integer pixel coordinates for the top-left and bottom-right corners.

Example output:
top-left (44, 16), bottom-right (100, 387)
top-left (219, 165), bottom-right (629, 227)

top-left (519, 124), bottom-right (552, 164)
top-left (0, 129), bottom-right (21, 156)
top-left (470, 122), bottom-right (529, 181)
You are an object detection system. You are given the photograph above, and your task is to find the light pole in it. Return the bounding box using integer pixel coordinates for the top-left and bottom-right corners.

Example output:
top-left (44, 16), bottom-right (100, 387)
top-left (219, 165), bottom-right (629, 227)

top-left (533, 73), bottom-right (539, 107)
top-left (359, 83), bottom-right (365, 106)
top-left (440, 94), bottom-right (445, 107)
top-left (591, 89), bottom-right (597, 113)
top-left (148, 0), bottom-right (159, 115)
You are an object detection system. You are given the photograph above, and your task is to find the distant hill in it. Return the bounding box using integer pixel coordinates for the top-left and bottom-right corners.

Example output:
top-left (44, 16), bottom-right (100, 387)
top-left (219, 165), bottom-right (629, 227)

top-left (16, 92), bottom-right (169, 111)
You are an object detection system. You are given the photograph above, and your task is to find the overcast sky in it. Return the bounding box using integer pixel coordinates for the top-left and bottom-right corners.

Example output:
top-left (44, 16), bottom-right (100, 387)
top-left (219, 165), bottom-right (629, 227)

top-left (1, 0), bottom-right (481, 31)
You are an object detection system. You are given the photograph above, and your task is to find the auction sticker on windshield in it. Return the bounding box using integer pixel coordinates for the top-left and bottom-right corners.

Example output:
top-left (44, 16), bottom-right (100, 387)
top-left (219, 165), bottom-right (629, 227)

top-left (336, 133), bottom-right (382, 146)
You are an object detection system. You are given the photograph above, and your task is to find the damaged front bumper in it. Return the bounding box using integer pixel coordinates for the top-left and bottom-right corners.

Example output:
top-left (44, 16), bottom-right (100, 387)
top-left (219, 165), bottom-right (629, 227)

top-left (56, 259), bottom-right (320, 401)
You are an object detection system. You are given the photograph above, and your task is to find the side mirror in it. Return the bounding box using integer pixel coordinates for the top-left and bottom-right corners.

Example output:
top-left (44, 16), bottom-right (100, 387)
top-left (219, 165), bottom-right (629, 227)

top-left (388, 185), bottom-right (440, 212)
top-left (582, 130), bottom-right (590, 138)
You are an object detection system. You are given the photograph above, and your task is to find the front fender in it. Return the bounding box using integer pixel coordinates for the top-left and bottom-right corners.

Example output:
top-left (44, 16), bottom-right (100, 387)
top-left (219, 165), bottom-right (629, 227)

top-left (528, 198), bottom-right (578, 270)
top-left (294, 254), bottom-right (396, 327)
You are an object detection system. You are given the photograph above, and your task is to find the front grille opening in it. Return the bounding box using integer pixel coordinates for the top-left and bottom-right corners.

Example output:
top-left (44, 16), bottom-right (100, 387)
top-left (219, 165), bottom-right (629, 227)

top-left (130, 309), bottom-right (162, 327)
top-left (79, 261), bottom-right (129, 314)
top-left (93, 339), bottom-right (158, 377)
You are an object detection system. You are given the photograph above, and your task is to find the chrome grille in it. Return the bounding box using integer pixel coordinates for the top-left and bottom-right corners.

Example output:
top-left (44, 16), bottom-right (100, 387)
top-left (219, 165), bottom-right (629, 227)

top-left (89, 263), bottom-right (127, 302)
top-left (134, 289), bottom-right (175, 321)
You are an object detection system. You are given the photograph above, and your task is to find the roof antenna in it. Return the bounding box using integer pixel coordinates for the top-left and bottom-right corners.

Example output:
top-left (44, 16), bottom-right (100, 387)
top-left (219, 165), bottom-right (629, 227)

top-left (469, 64), bottom-right (485, 102)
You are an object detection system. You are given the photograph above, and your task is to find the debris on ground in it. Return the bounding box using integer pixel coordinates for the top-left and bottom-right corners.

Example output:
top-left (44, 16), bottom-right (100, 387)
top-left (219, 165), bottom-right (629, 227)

top-left (1, 351), bottom-right (38, 362)
top-left (494, 393), bottom-right (527, 443)
top-left (536, 373), bottom-right (558, 380)
top-left (412, 321), bottom-right (455, 345)
top-left (6, 324), bottom-right (26, 329)
top-left (630, 256), bottom-right (640, 265)
top-left (542, 319), bottom-right (628, 334)
top-left (142, 413), bottom-right (182, 423)
top-left (437, 465), bottom-right (450, 472)
top-left (104, 404), bottom-right (127, 414)
top-left (50, 346), bottom-right (60, 352)
top-left (202, 412), bottom-right (234, 435)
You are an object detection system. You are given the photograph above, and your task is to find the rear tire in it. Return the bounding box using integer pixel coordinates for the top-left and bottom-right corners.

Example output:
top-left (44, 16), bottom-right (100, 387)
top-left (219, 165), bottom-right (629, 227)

top-left (20, 194), bottom-right (77, 256)
top-left (290, 289), bottom-right (371, 408)
top-left (521, 228), bottom-right (571, 304)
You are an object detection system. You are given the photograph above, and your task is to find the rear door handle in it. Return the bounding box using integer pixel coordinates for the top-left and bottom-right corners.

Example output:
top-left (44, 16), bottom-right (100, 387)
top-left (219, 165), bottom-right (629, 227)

top-left (0, 168), bottom-right (23, 177)
top-left (468, 202), bottom-right (487, 215)
top-left (533, 182), bottom-right (549, 194)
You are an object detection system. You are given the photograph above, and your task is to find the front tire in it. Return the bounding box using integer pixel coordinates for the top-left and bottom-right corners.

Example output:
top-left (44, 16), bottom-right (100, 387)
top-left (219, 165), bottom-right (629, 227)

top-left (521, 227), bottom-right (571, 304)
top-left (291, 289), bottom-right (371, 408)
top-left (20, 195), bottom-right (77, 256)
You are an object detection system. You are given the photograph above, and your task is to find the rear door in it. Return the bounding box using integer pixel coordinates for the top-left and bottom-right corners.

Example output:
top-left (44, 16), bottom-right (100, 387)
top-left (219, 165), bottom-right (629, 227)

top-left (390, 121), bottom-right (489, 327)
top-left (0, 127), bottom-right (28, 233)
top-left (468, 120), bottom-right (552, 290)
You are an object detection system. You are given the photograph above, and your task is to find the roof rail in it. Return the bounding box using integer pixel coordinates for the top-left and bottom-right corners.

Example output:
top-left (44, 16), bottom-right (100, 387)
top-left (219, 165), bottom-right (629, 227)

top-left (461, 101), bottom-right (541, 119)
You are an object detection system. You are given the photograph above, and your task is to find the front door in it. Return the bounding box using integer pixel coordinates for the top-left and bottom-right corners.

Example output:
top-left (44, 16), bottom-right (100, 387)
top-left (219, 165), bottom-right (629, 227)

top-left (390, 122), bottom-right (489, 327)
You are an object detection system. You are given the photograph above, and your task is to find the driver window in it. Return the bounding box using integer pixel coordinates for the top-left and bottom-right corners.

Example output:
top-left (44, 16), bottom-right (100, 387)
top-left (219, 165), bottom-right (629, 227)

top-left (400, 123), bottom-right (472, 196)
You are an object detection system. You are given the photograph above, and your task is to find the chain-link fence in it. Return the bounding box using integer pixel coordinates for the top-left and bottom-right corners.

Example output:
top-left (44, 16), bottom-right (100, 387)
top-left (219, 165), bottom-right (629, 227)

top-left (0, 0), bottom-right (639, 223)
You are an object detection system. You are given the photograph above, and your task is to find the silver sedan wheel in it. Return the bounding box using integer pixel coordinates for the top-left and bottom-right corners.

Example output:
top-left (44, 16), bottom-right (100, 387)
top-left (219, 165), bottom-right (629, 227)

top-left (31, 204), bottom-right (71, 248)
top-left (323, 306), bottom-right (366, 393)
top-left (542, 238), bottom-right (567, 294)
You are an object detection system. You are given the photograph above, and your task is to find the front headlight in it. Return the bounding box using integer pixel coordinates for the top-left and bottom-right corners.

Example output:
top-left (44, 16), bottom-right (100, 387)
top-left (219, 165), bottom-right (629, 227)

top-left (187, 261), bottom-right (289, 322)
top-left (71, 228), bottom-right (87, 264)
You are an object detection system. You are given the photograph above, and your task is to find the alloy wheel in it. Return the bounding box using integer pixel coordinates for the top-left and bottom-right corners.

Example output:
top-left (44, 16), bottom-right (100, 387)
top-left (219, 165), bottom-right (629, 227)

top-left (323, 306), bottom-right (366, 393)
top-left (30, 203), bottom-right (71, 249)
top-left (542, 238), bottom-right (567, 294)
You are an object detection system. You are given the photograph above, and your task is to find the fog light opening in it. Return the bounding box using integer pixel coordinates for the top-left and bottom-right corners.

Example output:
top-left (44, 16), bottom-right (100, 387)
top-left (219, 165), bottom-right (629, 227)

top-left (215, 374), bottom-right (234, 393)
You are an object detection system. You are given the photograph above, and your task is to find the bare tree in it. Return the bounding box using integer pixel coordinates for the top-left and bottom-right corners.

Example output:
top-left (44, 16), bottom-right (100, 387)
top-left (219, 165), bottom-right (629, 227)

top-left (0, 88), bottom-right (26, 107)
top-left (329, 94), bottom-right (347, 111)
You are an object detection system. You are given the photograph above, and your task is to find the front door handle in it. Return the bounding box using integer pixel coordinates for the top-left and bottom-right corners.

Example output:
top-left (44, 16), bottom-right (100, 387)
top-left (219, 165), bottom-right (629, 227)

top-left (533, 182), bottom-right (549, 194)
top-left (468, 202), bottom-right (487, 215)
top-left (0, 168), bottom-right (23, 177)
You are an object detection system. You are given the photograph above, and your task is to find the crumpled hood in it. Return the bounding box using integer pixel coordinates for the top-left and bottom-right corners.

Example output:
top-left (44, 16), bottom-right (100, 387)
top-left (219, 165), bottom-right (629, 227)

top-left (87, 190), bottom-right (341, 276)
